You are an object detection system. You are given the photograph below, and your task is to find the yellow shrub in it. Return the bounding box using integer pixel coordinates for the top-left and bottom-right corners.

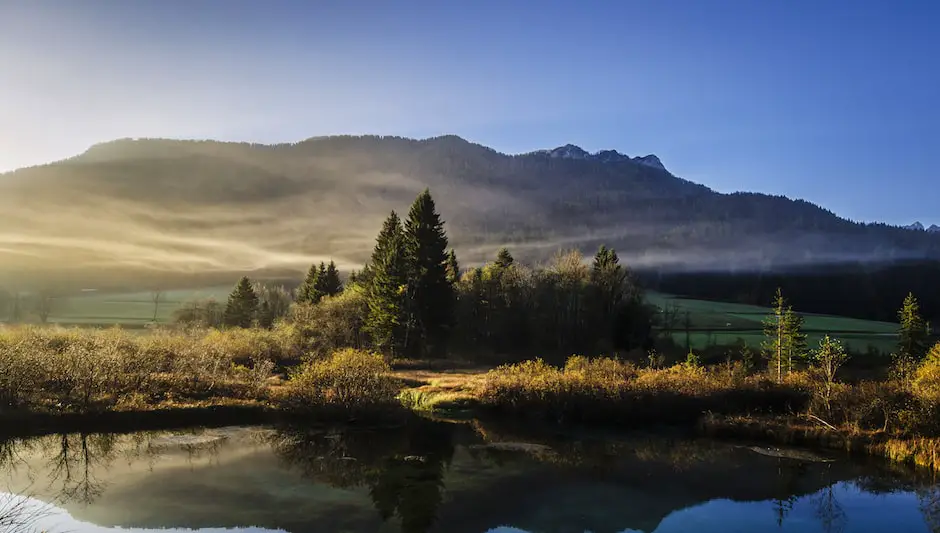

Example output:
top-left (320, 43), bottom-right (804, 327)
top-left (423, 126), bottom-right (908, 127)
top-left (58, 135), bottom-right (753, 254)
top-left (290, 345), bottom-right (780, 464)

top-left (913, 348), bottom-right (940, 405)
top-left (287, 348), bottom-right (399, 410)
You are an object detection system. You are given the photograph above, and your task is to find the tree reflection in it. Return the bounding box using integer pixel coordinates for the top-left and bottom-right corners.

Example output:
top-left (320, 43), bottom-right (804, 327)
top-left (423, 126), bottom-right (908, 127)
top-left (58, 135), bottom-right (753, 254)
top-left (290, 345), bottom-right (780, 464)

top-left (920, 487), bottom-right (940, 533)
top-left (812, 486), bottom-right (847, 533)
top-left (270, 419), bottom-right (455, 533)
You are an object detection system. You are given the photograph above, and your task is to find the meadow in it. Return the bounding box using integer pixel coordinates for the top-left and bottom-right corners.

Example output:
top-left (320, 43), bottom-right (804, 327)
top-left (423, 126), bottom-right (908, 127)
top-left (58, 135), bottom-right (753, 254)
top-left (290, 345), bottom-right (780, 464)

top-left (33, 286), bottom-right (234, 327)
top-left (647, 291), bottom-right (899, 355)
top-left (28, 287), bottom-right (900, 355)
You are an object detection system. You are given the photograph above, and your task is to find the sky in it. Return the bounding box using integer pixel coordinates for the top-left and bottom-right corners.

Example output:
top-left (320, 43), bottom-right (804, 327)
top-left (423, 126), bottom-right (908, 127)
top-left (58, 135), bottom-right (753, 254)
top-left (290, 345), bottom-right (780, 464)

top-left (0, 0), bottom-right (937, 226)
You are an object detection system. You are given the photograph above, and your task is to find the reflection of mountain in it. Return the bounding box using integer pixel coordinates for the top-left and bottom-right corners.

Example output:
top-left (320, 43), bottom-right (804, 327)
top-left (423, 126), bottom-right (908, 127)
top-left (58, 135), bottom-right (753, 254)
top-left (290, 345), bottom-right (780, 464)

top-left (0, 493), bottom-right (287, 533)
top-left (0, 421), bottom-right (935, 533)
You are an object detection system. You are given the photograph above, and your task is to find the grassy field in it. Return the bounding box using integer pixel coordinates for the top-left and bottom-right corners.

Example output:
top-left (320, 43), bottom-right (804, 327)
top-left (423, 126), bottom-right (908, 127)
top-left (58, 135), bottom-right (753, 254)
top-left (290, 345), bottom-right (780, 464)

top-left (10, 286), bottom-right (901, 355)
top-left (647, 291), bottom-right (899, 355)
top-left (41, 286), bottom-right (233, 327)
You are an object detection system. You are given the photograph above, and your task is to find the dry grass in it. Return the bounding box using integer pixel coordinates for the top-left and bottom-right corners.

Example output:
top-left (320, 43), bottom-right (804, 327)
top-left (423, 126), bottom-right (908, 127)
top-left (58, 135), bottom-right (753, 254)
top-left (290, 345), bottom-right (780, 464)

top-left (476, 356), bottom-right (806, 425)
top-left (280, 348), bottom-right (403, 416)
top-left (0, 326), bottom-right (409, 422)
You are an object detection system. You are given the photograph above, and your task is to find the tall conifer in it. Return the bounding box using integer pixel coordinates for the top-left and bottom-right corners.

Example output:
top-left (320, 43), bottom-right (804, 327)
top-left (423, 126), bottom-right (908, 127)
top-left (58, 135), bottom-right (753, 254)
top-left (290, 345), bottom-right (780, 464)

top-left (323, 260), bottom-right (343, 296)
top-left (404, 189), bottom-right (454, 357)
top-left (366, 211), bottom-right (409, 355)
top-left (296, 264), bottom-right (323, 305)
top-left (223, 277), bottom-right (259, 328)
top-left (898, 292), bottom-right (930, 360)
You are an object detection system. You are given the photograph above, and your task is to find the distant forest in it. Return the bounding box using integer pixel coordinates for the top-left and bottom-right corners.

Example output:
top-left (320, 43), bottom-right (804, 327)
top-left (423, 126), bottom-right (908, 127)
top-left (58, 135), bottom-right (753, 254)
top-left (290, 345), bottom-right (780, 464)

top-left (641, 259), bottom-right (940, 324)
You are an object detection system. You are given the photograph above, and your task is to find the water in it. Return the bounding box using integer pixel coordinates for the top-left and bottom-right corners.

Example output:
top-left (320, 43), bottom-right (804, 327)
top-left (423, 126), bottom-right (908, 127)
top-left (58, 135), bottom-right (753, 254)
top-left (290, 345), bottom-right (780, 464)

top-left (0, 418), bottom-right (937, 533)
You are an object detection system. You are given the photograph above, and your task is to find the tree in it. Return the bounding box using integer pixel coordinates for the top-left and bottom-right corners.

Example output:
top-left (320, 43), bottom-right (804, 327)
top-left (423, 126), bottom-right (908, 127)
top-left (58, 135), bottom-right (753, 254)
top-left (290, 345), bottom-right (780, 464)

top-left (813, 335), bottom-right (849, 415)
top-left (783, 307), bottom-right (808, 373)
top-left (223, 277), bottom-right (259, 328)
top-left (151, 289), bottom-right (164, 322)
top-left (494, 247), bottom-right (514, 269)
top-left (252, 282), bottom-right (293, 328)
top-left (296, 264), bottom-right (323, 305)
top-left (899, 292), bottom-right (930, 360)
top-left (762, 288), bottom-right (805, 382)
top-left (322, 260), bottom-right (343, 296)
top-left (403, 189), bottom-right (454, 357)
top-left (34, 291), bottom-right (55, 324)
top-left (445, 249), bottom-right (460, 285)
top-left (366, 211), bottom-right (409, 356)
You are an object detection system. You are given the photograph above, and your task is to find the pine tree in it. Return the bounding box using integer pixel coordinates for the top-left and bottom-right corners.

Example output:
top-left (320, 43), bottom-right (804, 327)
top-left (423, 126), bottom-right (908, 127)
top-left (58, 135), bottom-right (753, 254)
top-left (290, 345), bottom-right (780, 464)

top-left (313, 262), bottom-right (328, 295)
top-left (366, 211), bottom-right (409, 355)
top-left (445, 249), bottom-right (460, 284)
top-left (322, 260), bottom-right (343, 296)
top-left (762, 288), bottom-right (787, 383)
top-left (403, 189), bottom-right (454, 357)
top-left (898, 292), bottom-right (930, 360)
top-left (783, 307), bottom-right (808, 373)
top-left (296, 264), bottom-right (323, 305)
top-left (223, 277), bottom-right (259, 328)
top-left (494, 247), bottom-right (514, 269)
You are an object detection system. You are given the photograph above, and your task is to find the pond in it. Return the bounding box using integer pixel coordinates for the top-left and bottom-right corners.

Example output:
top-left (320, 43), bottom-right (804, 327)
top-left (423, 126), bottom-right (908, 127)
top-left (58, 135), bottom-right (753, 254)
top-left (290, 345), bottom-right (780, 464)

top-left (0, 418), bottom-right (937, 533)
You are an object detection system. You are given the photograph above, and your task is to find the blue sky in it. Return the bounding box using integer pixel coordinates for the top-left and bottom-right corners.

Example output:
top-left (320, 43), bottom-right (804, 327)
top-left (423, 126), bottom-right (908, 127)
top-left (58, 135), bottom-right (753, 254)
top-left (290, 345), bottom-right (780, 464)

top-left (1, 0), bottom-right (937, 225)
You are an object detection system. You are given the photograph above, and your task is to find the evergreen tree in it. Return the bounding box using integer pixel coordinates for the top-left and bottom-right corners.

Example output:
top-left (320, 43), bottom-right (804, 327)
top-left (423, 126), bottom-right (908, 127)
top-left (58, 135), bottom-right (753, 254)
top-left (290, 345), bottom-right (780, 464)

top-left (296, 264), bottom-right (323, 305)
top-left (783, 307), bottom-right (808, 372)
top-left (445, 249), bottom-right (460, 284)
top-left (898, 292), bottom-right (930, 360)
top-left (404, 189), bottom-right (454, 357)
top-left (313, 262), bottom-right (328, 295)
top-left (494, 247), bottom-right (514, 269)
top-left (762, 288), bottom-right (794, 382)
top-left (322, 260), bottom-right (344, 296)
top-left (366, 211), bottom-right (409, 355)
top-left (223, 277), bottom-right (259, 328)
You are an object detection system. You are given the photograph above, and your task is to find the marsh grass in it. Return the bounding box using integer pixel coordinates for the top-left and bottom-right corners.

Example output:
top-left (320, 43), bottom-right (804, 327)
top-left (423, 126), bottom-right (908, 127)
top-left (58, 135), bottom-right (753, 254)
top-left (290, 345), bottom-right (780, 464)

top-left (477, 356), bottom-right (807, 425)
top-left (0, 326), bottom-right (407, 423)
top-left (0, 326), bottom-right (279, 415)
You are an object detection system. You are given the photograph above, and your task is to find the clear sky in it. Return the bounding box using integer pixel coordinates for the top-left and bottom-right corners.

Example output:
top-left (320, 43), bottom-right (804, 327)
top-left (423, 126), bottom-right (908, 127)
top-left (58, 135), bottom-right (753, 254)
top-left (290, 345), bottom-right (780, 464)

top-left (1, 0), bottom-right (937, 226)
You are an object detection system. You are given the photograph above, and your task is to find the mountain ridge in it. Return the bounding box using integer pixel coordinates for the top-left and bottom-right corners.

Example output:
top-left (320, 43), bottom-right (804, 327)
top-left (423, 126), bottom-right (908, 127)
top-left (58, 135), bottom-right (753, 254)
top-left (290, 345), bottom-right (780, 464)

top-left (1, 134), bottom-right (938, 289)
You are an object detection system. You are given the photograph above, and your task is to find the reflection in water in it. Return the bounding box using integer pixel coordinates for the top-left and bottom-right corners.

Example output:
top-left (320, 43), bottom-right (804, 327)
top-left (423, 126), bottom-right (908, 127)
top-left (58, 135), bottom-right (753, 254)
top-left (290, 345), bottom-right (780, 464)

top-left (269, 419), bottom-right (454, 533)
top-left (0, 419), bottom-right (936, 533)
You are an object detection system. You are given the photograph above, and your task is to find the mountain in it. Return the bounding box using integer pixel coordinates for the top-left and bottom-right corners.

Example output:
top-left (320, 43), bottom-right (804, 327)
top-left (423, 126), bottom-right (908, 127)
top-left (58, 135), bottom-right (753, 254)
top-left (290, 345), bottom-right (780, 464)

top-left (905, 222), bottom-right (926, 231)
top-left (929, 225), bottom-right (940, 233)
top-left (1, 134), bottom-right (938, 289)
top-left (536, 145), bottom-right (667, 171)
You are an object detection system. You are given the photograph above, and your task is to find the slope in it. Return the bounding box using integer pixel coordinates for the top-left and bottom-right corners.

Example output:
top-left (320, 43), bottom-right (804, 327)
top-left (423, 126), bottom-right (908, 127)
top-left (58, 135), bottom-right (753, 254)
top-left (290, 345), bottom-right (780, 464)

top-left (1, 134), bottom-right (937, 289)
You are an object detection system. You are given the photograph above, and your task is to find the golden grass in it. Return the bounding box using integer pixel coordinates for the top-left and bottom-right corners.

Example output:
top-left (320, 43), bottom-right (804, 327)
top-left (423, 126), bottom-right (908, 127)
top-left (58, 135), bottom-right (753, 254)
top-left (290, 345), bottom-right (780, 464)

top-left (476, 356), bottom-right (806, 424)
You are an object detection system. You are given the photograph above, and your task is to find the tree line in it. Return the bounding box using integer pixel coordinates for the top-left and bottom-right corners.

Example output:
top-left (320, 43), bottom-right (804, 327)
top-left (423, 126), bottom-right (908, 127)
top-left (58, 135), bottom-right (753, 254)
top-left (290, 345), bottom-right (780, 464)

top-left (210, 189), bottom-right (653, 360)
top-left (642, 260), bottom-right (940, 324)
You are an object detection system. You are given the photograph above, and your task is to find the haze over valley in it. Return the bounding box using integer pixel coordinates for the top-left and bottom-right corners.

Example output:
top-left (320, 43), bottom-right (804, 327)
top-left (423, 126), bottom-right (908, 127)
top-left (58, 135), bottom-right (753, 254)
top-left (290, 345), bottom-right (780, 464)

top-left (2, 134), bottom-right (938, 290)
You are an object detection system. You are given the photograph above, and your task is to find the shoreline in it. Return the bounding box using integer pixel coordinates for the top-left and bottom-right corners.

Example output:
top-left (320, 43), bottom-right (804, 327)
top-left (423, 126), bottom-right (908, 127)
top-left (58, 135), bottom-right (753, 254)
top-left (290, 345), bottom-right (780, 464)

top-left (3, 395), bottom-right (938, 477)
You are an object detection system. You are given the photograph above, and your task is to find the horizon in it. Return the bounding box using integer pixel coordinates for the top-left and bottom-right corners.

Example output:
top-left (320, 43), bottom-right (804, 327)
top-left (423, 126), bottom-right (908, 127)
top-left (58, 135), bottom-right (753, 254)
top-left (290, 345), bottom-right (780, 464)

top-left (2, 1), bottom-right (939, 226)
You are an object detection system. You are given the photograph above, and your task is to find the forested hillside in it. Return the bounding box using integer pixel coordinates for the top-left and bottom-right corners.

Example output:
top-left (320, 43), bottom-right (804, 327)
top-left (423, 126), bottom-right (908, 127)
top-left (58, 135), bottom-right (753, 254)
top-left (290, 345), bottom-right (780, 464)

top-left (1, 134), bottom-right (937, 289)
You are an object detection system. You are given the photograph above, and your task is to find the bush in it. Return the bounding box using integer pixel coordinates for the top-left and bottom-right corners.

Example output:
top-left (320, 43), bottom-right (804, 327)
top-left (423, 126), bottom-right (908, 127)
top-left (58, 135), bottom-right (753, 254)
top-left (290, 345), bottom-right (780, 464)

top-left (285, 348), bottom-right (400, 413)
top-left (477, 355), bottom-right (804, 425)
top-left (0, 325), bottom-right (278, 414)
top-left (284, 286), bottom-right (370, 359)
top-left (913, 343), bottom-right (940, 405)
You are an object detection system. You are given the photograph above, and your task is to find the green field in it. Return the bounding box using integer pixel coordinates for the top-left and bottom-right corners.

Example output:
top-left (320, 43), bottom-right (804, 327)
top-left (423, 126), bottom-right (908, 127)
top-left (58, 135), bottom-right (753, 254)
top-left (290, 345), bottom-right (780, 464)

top-left (42, 286), bottom-right (234, 327)
top-left (646, 291), bottom-right (899, 355)
top-left (15, 287), bottom-right (902, 355)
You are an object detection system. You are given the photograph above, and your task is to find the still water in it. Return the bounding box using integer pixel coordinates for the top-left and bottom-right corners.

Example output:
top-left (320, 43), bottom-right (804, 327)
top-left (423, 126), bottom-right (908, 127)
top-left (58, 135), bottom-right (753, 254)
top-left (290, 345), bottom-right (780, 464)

top-left (0, 418), bottom-right (937, 533)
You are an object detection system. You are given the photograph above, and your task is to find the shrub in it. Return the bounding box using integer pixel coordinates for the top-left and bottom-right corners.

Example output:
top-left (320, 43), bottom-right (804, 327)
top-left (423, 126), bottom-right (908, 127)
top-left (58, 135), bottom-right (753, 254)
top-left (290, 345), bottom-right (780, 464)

top-left (0, 325), bottom-right (281, 414)
top-left (285, 348), bottom-right (400, 413)
top-left (913, 344), bottom-right (940, 405)
top-left (284, 286), bottom-right (370, 359)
